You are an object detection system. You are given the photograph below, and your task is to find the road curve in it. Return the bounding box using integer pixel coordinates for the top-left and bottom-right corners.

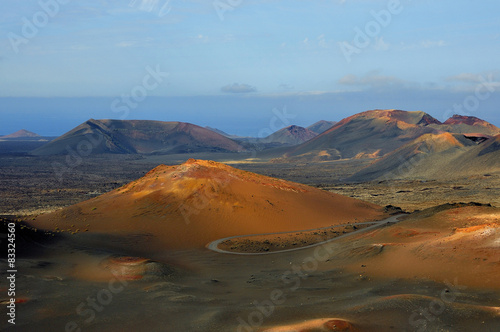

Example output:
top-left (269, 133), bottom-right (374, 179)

top-left (206, 214), bottom-right (405, 255)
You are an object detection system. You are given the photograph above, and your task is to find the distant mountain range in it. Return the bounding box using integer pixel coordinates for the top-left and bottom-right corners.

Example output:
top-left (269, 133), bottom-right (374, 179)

top-left (206, 124), bottom-right (324, 148)
top-left (259, 125), bottom-right (318, 145)
top-left (1, 129), bottom-right (42, 139)
top-left (235, 125), bottom-right (318, 149)
top-left (32, 119), bottom-right (330, 156)
top-left (26, 110), bottom-right (500, 180)
top-left (0, 129), bottom-right (54, 154)
top-left (32, 119), bottom-right (246, 155)
top-left (205, 120), bottom-right (336, 140)
top-left (284, 110), bottom-right (500, 162)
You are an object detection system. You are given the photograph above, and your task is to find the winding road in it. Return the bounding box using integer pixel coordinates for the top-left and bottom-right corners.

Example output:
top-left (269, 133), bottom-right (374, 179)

top-left (206, 214), bottom-right (405, 255)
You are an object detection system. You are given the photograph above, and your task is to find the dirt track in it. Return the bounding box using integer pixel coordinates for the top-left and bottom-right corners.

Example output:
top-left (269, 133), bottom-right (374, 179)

top-left (207, 215), bottom-right (403, 255)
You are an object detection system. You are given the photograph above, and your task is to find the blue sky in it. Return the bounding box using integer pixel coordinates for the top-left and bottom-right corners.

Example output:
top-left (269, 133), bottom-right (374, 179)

top-left (1, 0), bottom-right (500, 136)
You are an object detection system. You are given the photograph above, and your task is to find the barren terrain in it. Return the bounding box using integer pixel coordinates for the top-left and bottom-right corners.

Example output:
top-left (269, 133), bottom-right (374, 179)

top-left (1, 149), bottom-right (499, 332)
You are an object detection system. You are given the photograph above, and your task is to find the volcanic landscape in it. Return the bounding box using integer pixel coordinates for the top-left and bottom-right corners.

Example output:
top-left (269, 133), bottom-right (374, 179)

top-left (1, 109), bottom-right (499, 331)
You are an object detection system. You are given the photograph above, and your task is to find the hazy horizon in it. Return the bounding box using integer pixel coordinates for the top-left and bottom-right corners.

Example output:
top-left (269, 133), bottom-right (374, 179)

top-left (2, 1), bottom-right (500, 136)
top-left (1, 91), bottom-right (500, 137)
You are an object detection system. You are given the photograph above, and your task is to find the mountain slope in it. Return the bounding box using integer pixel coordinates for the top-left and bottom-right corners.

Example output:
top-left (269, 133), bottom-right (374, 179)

top-left (234, 125), bottom-right (318, 151)
top-left (30, 159), bottom-right (386, 250)
top-left (342, 204), bottom-right (500, 289)
top-left (32, 119), bottom-right (245, 155)
top-left (284, 110), bottom-right (500, 162)
top-left (259, 125), bottom-right (318, 145)
top-left (307, 120), bottom-right (337, 134)
top-left (438, 134), bottom-right (500, 176)
top-left (286, 110), bottom-right (442, 160)
top-left (349, 133), bottom-right (471, 181)
top-left (205, 126), bottom-right (243, 139)
top-left (431, 115), bottom-right (500, 135)
top-left (350, 133), bottom-right (500, 181)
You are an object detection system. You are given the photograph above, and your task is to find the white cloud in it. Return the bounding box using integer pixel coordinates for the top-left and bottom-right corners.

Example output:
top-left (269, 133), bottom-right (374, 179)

top-left (445, 71), bottom-right (500, 92)
top-left (70, 44), bottom-right (91, 51)
top-left (221, 83), bottom-right (257, 94)
top-left (195, 34), bottom-right (209, 43)
top-left (317, 34), bottom-right (328, 49)
top-left (338, 71), bottom-right (403, 88)
top-left (446, 73), bottom-right (485, 83)
top-left (421, 40), bottom-right (446, 48)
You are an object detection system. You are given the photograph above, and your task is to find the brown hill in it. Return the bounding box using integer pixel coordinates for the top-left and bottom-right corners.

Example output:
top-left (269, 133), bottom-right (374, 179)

top-left (205, 126), bottom-right (243, 139)
top-left (307, 120), bottom-right (337, 134)
top-left (444, 114), bottom-right (497, 127)
top-left (285, 110), bottom-right (442, 161)
top-left (349, 132), bottom-right (471, 181)
top-left (350, 133), bottom-right (500, 181)
top-left (435, 115), bottom-right (500, 135)
top-left (29, 159), bottom-right (386, 250)
top-left (234, 125), bottom-right (318, 151)
top-left (260, 125), bottom-right (318, 145)
top-left (439, 133), bottom-right (500, 176)
top-left (2, 129), bottom-right (41, 139)
top-left (32, 119), bottom-right (245, 155)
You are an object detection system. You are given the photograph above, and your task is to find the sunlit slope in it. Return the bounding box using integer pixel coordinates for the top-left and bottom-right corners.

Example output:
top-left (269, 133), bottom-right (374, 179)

top-left (30, 159), bottom-right (386, 249)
